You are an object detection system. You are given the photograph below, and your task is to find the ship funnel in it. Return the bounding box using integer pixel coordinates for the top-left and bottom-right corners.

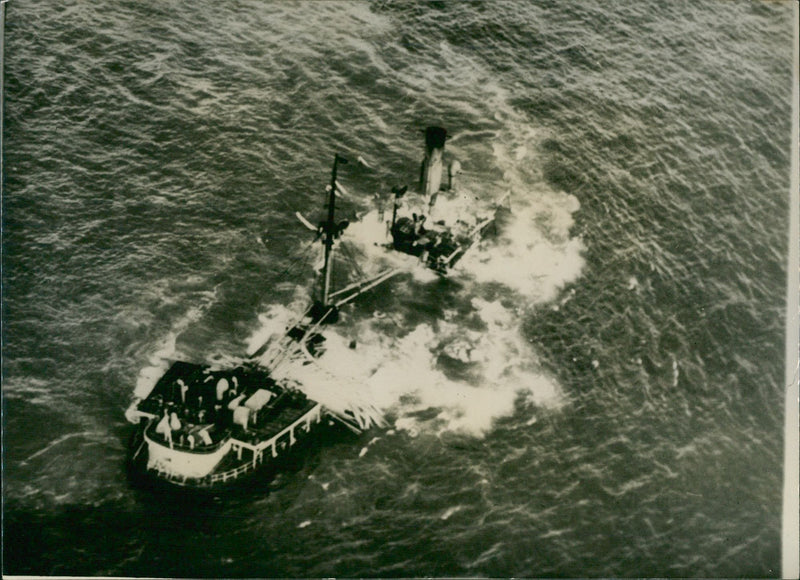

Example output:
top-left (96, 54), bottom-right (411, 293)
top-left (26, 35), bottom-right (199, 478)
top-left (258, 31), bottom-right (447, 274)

top-left (420, 126), bottom-right (447, 207)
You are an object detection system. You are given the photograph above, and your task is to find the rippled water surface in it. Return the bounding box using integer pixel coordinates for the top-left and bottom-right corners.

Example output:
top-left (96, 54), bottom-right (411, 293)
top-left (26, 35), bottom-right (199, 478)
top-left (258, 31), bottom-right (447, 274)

top-left (2, 1), bottom-right (794, 577)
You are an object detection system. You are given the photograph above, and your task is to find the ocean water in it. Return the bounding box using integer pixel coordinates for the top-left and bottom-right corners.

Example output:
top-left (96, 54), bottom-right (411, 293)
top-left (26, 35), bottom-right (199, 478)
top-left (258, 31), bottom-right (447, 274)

top-left (2, 1), bottom-right (794, 577)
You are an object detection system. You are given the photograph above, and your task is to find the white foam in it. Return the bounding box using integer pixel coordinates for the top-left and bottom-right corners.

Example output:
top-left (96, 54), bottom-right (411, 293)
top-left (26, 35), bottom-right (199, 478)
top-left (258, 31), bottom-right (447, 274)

top-left (244, 299), bottom-right (564, 438)
top-left (460, 193), bottom-right (584, 301)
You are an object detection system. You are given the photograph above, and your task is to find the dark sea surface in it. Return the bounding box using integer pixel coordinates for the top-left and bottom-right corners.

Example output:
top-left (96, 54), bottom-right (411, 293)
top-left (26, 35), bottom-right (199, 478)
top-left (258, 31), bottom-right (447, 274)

top-left (2, 1), bottom-right (794, 577)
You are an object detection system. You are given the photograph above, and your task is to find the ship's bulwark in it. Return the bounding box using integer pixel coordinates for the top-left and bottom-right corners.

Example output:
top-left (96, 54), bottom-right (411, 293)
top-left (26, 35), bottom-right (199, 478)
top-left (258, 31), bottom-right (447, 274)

top-left (2, 0), bottom-right (792, 577)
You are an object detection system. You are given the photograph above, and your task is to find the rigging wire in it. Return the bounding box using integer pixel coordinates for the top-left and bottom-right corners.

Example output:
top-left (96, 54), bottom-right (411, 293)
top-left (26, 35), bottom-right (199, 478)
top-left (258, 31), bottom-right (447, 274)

top-left (278, 235), bottom-right (320, 282)
top-left (338, 239), bottom-right (367, 282)
top-left (245, 234), bottom-right (321, 362)
top-left (251, 234), bottom-right (319, 309)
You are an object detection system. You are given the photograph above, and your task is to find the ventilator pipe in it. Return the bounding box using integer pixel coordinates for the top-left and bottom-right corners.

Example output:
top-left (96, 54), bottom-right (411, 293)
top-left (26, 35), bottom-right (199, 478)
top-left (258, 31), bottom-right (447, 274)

top-left (390, 185), bottom-right (408, 232)
top-left (448, 160), bottom-right (462, 191)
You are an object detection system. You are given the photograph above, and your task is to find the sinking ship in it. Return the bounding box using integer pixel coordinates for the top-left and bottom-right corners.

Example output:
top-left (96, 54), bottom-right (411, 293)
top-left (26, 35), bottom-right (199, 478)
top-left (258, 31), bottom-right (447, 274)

top-left (125, 155), bottom-right (397, 490)
top-left (380, 126), bottom-right (507, 274)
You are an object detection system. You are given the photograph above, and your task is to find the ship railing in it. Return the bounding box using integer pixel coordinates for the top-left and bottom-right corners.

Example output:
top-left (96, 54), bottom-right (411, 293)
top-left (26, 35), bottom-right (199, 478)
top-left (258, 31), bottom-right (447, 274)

top-left (205, 403), bottom-right (323, 485)
top-left (147, 403), bottom-right (323, 486)
top-left (207, 460), bottom-right (256, 484)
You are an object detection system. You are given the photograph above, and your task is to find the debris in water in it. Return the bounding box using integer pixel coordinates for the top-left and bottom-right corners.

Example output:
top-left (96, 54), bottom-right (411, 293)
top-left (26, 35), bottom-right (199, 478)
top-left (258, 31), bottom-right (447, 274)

top-left (440, 505), bottom-right (463, 520)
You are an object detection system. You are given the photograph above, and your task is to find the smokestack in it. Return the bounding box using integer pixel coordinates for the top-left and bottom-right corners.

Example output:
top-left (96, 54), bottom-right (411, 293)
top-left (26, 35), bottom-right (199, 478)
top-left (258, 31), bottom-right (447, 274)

top-left (420, 126), bottom-right (447, 208)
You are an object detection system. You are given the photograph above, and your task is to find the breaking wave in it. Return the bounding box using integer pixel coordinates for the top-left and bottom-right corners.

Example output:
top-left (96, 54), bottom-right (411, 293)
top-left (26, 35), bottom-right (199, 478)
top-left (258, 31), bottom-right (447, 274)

top-left (132, 293), bottom-right (220, 401)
